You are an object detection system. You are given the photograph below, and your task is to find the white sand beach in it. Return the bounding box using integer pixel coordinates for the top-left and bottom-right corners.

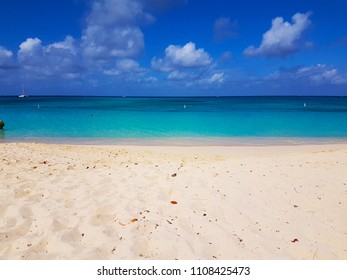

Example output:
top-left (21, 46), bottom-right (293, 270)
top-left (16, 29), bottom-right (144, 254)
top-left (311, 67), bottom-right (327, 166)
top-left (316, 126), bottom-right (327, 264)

top-left (0, 142), bottom-right (346, 260)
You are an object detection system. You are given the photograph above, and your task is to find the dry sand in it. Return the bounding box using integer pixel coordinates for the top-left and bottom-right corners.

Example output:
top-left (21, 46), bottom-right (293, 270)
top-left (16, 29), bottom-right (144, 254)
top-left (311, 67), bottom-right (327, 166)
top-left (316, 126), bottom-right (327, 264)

top-left (0, 142), bottom-right (346, 260)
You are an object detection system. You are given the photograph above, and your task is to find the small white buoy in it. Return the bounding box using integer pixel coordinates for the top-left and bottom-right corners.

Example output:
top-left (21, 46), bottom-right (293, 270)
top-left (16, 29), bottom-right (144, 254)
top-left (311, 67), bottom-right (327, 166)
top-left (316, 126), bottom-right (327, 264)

top-left (183, 104), bottom-right (186, 109)
top-left (303, 103), bottom-right (306, 108)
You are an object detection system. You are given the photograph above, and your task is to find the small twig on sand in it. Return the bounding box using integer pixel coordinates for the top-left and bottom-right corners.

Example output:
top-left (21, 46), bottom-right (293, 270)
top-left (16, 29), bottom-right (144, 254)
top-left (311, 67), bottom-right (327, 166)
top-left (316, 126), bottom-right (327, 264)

top-left (312, 246), bottom-right (319, 259)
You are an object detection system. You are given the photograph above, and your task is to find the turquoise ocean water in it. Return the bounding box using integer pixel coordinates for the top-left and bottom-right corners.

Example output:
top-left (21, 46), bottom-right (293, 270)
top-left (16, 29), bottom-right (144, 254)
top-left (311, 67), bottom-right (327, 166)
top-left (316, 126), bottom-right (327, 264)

top-left (1, 96), bottom-right (347, 143)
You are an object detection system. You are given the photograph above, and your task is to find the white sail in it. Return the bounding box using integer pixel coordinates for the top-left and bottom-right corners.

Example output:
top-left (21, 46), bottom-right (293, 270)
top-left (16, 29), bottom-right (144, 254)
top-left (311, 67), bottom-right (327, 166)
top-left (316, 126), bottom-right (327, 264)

top-left (19, 83), bottom-right (28, 97)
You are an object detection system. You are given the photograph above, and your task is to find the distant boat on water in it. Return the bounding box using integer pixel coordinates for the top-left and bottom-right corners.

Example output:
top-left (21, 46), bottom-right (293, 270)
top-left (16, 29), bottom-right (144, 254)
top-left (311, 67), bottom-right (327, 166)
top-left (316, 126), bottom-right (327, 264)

top-left (18, 84), bottom-right (28, 98)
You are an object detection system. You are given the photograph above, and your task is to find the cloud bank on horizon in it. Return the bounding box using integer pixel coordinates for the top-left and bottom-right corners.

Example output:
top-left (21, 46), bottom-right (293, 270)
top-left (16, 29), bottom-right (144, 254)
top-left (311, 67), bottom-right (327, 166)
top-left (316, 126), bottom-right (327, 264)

top-left (0, 0), bottom-right (346, 96)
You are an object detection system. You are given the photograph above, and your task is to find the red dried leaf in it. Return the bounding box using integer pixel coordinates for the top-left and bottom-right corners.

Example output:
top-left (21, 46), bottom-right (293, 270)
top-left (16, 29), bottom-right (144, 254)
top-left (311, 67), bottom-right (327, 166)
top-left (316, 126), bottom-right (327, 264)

top-left (170, 201), bottom-right (178, 204)
top-left (131, 218), bottom-right (138, 222)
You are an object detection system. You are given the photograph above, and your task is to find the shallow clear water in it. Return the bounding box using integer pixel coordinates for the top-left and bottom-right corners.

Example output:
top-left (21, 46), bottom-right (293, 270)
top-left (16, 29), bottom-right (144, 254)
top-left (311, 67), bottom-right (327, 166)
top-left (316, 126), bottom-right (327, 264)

top-left (1, 96), bottom-right (347, 141)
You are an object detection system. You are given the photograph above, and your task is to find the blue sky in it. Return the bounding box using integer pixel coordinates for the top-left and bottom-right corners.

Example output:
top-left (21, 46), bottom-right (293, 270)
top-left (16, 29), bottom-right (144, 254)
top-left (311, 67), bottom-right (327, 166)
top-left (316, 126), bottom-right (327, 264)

top-left (0, 0), bottom-right (346, 96)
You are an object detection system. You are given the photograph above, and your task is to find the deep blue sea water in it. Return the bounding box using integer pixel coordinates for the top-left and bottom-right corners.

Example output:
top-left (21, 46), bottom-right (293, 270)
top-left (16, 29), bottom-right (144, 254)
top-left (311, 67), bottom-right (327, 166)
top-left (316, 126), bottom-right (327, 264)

top-left (1, 96), bottom-right (347, 142)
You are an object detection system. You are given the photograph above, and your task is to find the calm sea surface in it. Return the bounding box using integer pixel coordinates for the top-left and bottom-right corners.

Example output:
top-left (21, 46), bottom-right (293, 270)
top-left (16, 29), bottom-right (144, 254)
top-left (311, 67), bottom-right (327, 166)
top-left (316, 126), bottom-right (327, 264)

top-left (1, 96), bottom-right (347, 142)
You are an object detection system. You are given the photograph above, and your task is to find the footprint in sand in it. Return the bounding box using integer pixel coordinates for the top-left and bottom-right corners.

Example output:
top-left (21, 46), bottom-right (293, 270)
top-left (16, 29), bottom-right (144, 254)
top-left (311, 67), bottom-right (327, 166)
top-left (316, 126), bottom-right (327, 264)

top-left (1, 220), bottom-right (32, 242)
top-left (19, 205), bottom-right (33, 219)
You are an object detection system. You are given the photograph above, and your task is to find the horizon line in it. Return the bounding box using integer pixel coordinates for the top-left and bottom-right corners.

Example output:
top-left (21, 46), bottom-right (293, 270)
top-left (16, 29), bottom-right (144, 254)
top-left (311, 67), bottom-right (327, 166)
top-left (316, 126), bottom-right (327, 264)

top-left (1, 95), bottom-right (347, 98)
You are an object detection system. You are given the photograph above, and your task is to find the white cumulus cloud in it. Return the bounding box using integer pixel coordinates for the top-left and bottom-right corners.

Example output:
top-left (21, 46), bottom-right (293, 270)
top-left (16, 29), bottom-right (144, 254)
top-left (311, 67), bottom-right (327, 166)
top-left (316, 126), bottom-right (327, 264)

top-left (142, 76), bottom-right (157, 82)
top-left (165, 42), bottom-right (211, 68)
top-left (0, 46), bottom-right (14, 69)
top-left (152, 42), bottom-right (212, 72)
top-left (0, 46), bottom-right (13, 59)
top-left (10, 0), bottom-right (154, 82)
top-left (82, 0), bottom-right (153, 60)
top-left (18, 38), bottom-right (43, 62)
top-left (194, 72), bottom-right (225, 87)
top-left (244, 12), bottom-right (312, 58)
top-left (152, 42), bottom-right (213, 83)
top-left (167, 70), bottom-right (198, 81)
top-left (17, 36), bottom-right (81, 79)
top-left (45, 35), bottom-right (77, 55)
top-left (104, 58), bottom-right (146, 76)
top-left (207, 72), bottom-right (224, 84)
top-left (116, 58), bottom-right (145, 72)
top-left (268, 64), bottom-right (347, 85)
top-left (304, 65), bottom-right (347, 85)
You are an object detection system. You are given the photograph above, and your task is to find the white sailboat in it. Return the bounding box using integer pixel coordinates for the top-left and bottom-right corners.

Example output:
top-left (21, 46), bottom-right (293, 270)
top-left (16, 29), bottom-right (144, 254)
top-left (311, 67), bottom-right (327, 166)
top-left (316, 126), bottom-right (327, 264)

top-left (18, 84), bottom-right (28, 98)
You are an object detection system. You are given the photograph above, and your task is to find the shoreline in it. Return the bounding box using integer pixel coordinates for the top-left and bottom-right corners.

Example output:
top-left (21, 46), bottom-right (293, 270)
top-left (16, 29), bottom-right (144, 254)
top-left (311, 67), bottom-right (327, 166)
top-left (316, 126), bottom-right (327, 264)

top-left (1, 142), bottom-right (346, 259)
top-left (1, 136), bottom-right (347, 146)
